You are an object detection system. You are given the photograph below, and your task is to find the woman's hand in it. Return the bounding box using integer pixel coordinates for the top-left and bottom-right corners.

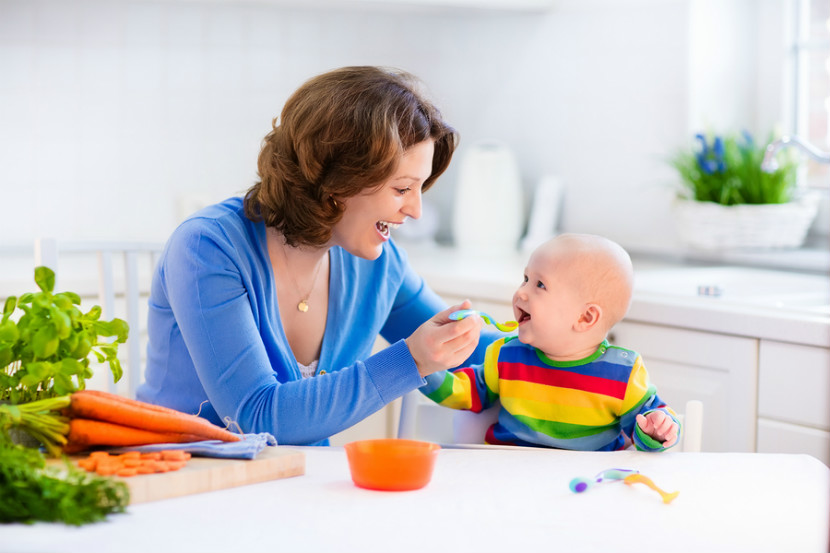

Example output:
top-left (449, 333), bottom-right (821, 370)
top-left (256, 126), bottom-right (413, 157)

top-left (405, 300), bottom-right (484, 377)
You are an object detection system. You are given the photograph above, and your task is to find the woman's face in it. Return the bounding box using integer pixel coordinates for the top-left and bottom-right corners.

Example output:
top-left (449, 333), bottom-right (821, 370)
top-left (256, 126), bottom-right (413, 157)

top-left (330, 139), bottom-right (434, 260)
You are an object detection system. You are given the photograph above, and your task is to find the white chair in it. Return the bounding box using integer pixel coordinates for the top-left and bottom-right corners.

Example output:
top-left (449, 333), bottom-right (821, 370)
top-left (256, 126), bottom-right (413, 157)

top-left (34, 238), bottom-right (164, 398)
top-left (398, 391), bottom-right (704, 452)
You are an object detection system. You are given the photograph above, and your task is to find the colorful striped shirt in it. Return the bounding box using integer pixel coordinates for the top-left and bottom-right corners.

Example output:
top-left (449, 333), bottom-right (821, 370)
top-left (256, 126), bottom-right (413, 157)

top-left (420, 336), bottom-right (680, 451)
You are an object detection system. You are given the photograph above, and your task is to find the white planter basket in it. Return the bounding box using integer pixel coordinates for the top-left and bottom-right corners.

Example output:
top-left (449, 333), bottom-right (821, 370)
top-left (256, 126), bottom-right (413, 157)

top-left (672, 194), bottom-right (820, 250)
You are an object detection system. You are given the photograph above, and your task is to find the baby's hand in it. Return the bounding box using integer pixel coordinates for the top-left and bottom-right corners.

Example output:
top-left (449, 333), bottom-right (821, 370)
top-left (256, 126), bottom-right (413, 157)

top-left (636, 411), bottom-right (679, 448)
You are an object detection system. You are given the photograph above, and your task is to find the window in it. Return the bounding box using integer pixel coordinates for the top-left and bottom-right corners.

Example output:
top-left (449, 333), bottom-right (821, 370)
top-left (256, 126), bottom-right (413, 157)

top-left (791, 0), bottom-right (830, 188)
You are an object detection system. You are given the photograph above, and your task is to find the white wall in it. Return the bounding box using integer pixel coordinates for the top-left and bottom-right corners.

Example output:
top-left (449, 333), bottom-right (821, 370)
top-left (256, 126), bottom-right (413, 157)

top-left (0, 0), bottom-right (783, 260)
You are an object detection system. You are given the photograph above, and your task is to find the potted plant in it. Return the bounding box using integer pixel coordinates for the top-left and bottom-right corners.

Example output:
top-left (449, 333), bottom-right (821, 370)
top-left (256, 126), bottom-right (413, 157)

top-left (669, 131), bottom-right (819, 249)
top-left (0, 266), bottom-right (128, 405)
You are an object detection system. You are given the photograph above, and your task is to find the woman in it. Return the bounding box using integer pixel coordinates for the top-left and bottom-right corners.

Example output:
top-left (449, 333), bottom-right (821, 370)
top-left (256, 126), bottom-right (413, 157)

top-left (137, 66), bottom-right (491, 445)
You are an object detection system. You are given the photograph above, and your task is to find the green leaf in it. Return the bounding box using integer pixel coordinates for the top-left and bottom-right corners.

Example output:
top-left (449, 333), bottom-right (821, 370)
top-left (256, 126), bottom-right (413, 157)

top-left (19, 372), bottom-right (45, 388)
top-left (108, 358), bottom-right (123, 384)
top-left (52, 373), bottom-right (76, 396)
top-left (49, 306), bottom-right (72, 339)
top-left (34, 267), bottom-right (55, 293)
top-left (95, 319), bottom-right (129, 342)
top-left (23, 361), bottom-right (50, 381)
top-left (0, 348), bottom-right (12, 368)
top-left (58, 332), bottom-right (79, 356)
top-left (2, 296), bottom-right (16, 318)
top-left (52, 294), bottom-right (72, 310)
top-left (0, 320), bottom-right (19, 343)
top-left (59, 357), bottom-right (85, 376)
top-left (32, 325), bottom-right (59, 359)
top-left (70, 335), bottom-right (91, 359)
top-left (55, 291), bottom-right (81, 306)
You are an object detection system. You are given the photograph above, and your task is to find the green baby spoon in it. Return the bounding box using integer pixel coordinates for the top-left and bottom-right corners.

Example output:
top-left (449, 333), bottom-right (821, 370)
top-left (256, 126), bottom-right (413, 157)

top-left (449, 309), bottom-right (518, 332)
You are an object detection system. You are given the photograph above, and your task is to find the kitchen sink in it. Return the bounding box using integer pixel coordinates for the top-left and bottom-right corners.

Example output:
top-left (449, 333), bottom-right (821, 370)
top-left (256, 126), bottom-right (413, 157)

top-left (632, 266), bottom-right (830, 315)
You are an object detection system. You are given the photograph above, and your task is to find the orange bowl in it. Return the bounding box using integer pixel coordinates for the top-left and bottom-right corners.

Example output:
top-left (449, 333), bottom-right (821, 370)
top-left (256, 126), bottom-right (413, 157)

top-left (344, 438), bottom-right (441, 491)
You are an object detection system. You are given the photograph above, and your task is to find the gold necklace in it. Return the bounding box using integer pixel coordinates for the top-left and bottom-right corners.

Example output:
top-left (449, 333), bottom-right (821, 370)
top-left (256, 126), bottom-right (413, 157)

top-left (277, 242), bottom-right (326, 313)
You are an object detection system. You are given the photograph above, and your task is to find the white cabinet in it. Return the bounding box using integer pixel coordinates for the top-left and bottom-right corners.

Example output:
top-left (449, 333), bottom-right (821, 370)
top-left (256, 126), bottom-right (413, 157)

top-left (608, 321), bottom-right (759, 453)
top-left (757, 340), bottom-right (830, 465)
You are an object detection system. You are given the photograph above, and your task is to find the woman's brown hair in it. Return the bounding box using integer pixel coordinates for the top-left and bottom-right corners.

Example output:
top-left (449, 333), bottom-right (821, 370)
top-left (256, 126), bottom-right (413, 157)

top-left (244, 66), bottom-right (458, 247)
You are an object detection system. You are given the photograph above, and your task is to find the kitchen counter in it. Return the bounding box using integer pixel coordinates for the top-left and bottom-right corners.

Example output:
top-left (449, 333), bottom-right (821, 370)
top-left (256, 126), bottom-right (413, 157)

top-left (398, 242), bottom-right (830, 347)
top-left (4, 445), bottom-right (828, 553)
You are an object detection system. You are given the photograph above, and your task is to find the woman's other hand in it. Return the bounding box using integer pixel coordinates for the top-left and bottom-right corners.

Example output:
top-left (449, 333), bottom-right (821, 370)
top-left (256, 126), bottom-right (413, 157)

top-left (405, 300), bottom-right (484, 377)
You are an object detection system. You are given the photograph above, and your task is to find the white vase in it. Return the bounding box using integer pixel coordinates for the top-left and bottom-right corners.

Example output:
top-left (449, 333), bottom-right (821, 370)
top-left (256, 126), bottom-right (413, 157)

top-left (672, 193), bottom-right (820, 250)
top-left (452, 141), bottom-right (523, 254)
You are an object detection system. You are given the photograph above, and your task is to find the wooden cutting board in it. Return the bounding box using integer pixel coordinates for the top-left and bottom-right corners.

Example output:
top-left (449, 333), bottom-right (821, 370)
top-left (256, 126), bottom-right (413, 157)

top-left (65, 446), bottom-right (305, 504)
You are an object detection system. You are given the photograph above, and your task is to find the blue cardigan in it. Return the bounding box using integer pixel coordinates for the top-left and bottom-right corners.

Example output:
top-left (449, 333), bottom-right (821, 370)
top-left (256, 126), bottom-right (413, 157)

top-left (137, 197), bottom-right (491, 445)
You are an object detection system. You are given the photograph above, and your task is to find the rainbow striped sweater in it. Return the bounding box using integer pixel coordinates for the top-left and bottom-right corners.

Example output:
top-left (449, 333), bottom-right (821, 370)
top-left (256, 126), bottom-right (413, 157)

top-left (421, 336), bottom-right (680, 451)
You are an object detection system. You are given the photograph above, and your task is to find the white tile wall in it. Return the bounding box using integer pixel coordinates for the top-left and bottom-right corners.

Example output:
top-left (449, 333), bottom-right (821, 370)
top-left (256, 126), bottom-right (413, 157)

top-left (0, 0), bottom-right (780, 284)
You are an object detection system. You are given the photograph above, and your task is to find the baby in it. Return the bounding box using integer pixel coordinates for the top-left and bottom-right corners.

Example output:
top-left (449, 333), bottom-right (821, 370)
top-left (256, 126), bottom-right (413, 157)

top-left (421, 233), bottom-right (680, 451)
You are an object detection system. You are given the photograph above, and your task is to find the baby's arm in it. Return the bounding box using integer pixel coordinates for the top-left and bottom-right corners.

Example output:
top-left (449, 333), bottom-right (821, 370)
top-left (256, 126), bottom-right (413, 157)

top-left (636, 411), bottom-right (679, 448)
top-left (419, 339), bottom-right (504, 412)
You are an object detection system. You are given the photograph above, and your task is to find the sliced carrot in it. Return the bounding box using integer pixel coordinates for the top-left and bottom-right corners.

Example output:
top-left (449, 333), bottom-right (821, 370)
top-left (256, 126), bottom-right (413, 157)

top-left (160, 450), bottom-right (189, 461)
top-left (75, 448), bottom-right (192, 477)
top-left (96, 464), bottom-right (118, 476)
top-left (77, 458), bottom-right (96, 471)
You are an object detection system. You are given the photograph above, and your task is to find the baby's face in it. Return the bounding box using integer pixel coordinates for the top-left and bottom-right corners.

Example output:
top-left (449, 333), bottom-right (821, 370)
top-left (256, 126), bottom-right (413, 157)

top-left (512, 246), bottom-right (587, 354)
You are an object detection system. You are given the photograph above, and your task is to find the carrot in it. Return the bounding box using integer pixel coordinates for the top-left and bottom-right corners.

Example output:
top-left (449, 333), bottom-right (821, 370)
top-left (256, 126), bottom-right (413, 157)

top-left (68, 390), bottom-right (241, 443)
top-left (65, 418), bottom-right (210, 453)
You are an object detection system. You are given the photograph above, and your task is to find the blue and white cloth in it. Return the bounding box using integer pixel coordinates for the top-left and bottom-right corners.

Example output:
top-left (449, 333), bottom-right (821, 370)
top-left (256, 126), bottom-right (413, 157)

top-left (111, 432), bottom-right (277, 460)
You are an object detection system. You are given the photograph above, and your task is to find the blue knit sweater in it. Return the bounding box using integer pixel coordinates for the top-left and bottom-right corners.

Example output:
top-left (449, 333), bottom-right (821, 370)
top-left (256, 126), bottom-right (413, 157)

top-left (137, 197), bottom-right (492, 445)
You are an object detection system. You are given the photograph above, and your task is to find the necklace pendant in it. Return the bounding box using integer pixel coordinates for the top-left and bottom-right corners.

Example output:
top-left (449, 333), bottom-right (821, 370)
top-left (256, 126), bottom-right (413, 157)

top-left (297, 300), bottom-right (309, 313)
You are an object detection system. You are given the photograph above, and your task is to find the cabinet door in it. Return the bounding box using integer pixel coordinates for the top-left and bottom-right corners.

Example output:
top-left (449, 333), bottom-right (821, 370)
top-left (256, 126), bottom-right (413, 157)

top-left (757, 340), bottom-right (830, 463)
top-left (757, 419), bottom-right (830, 466)
top-left (609, 321), bottom-right (758, 452)
top-left (758, 340), bottom-right (830, 430)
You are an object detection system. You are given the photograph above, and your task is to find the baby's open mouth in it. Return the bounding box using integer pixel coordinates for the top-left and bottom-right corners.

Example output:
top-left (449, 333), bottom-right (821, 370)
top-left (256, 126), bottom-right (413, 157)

top-left (376, 221), bottom-right (400, 238)
top-left (517, 308), bottom-right (531, 324)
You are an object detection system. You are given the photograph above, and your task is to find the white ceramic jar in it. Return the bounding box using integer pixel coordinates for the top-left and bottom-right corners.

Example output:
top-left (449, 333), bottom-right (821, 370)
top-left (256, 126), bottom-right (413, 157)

top-left (452, 141), bottom-right (524, 255)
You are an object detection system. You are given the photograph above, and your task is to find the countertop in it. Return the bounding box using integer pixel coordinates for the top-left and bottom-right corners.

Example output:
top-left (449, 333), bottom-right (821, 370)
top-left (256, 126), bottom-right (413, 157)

top-left (398, 242), bottom-right (830, 348)
top-left (4, 445), bottom-right (828, 553)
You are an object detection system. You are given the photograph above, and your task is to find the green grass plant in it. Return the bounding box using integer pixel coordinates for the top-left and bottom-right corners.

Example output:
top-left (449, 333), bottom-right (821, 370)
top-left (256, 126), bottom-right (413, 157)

top-left (671, 132), bottom-right (798, 205)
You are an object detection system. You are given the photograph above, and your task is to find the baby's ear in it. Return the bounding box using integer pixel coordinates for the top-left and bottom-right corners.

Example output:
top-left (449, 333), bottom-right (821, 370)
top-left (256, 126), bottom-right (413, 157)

top-left (574, 304), bottom-right (602, 332)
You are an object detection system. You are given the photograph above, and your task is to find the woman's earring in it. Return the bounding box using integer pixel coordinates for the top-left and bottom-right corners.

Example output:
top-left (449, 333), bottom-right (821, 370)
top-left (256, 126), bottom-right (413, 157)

top-left (329, 196), bottom-right (339, 208)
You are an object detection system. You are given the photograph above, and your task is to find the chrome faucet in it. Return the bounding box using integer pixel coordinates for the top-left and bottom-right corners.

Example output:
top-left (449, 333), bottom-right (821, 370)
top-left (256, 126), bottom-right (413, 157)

top-left (761, 135), bottom-right (830, 173)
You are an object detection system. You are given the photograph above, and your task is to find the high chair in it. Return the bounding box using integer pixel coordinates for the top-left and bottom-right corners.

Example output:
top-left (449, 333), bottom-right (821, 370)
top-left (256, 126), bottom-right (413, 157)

top-left (34, 238), bottom-right (164, 398)
top-left (397, 391), bottom-right (704, 452)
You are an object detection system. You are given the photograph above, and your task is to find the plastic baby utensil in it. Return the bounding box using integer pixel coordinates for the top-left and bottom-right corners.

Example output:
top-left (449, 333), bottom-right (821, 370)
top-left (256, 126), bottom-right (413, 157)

top-left (623, 473), bottom-right (679, 504)
top-left (569, 468), bottom-right (679, 504)
top-left (449, 309), bottom-right (518, 332)
top-left (568, 468), bottom-right (638, 493)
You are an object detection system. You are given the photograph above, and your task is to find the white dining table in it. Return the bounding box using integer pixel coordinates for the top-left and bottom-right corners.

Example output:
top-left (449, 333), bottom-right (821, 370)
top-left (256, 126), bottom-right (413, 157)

top-left (4, 446), bottom-right (829, 553)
